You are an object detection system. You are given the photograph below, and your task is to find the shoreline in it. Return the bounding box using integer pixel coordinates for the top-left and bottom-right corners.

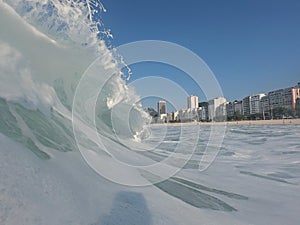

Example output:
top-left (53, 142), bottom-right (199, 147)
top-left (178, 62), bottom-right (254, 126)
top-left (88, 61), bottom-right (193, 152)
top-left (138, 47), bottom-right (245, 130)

top-left (151, 118), bottom-right (300, 126)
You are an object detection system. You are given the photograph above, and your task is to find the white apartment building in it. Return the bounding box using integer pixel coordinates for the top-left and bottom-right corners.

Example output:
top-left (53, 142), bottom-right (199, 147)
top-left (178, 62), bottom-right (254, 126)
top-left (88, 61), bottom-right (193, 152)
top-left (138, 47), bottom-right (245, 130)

top-left (187, 96), bottom-right (199, 109)
top-left (216, 103), bottom-right (227, 120)
top-left (260, 95), bottom-right (270, 119)
top-left (234, 100), bottom-right (243, 115)
top-left (268, 86), bottom-right (300, 111)
top-left (226, 102), bottom-right (234, 117)
top-left (208, 97), bottom-right (227, 121)
top-left (226, 100), bottom-right (243, 118)
top-left (167, 111), bottom-right (179, 122)
top-left (179, 108), bottom-right (196, 121)
top-left (157, 100), bottom-right (167, 115)
top-left (197, 107), bottom-right (207, 121)
top-left (250, 93), bottom-right (266, 114)
top-left (242, 94), bottom-right (266, 116)
top-left (242, 96), bottom-right (251, 116)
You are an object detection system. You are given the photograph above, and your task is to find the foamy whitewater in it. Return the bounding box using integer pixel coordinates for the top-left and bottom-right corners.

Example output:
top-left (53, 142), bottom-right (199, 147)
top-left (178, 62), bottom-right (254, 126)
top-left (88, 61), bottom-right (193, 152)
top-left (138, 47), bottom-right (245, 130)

top-left (0, 1), bottom-right (300, 225)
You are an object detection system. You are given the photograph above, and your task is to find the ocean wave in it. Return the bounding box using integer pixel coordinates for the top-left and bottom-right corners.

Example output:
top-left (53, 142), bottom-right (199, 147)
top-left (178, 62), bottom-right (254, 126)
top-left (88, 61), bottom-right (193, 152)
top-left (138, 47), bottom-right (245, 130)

top-left (0, 0), bottom-right (149, 159)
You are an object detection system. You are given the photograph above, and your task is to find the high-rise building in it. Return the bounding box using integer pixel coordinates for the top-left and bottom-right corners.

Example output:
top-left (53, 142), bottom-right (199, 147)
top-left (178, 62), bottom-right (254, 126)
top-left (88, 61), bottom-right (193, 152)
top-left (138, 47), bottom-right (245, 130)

top-left (292, 87), bottom-right (300, 110)
top-left (296, 98), bottom-right (300, 108)
top-left (296, 98), bottom-right (300, 117)
top-left (242, 96), bottom-right (251, 116)
top-left (187, 96), bottom-right (199, 109)
top-left (197, 107), bottom-right (207, 121)
top-left (260, 95), bottom-right (270, 119)
top-left (172, 111), bottom-right (179, 121)
top-left (216, 103), bottom-right (227, 121)
top-left (226, 102), bottom-right (234, 117)
top-left (268, 86), bottom-right (300, 111)
top-left (233, 100), bottom-right (243, 115)
top-left (208, 97), bottom-right (227, 121)
top-left (157, 100), bottom-right (166, 115)
top-left (250, 93), bottom-right (266, 114)
top-left (226, 100), bottom-right (243, 119)
top-left (242, 94), bottom-right (266, 116)
top-left (199, 102), bottom-right (209, 121)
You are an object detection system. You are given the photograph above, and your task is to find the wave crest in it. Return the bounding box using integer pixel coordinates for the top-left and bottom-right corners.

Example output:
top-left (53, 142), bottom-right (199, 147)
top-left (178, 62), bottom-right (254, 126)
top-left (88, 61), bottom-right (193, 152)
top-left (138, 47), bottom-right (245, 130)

top-left (0, 0), bottom-right (149, 159)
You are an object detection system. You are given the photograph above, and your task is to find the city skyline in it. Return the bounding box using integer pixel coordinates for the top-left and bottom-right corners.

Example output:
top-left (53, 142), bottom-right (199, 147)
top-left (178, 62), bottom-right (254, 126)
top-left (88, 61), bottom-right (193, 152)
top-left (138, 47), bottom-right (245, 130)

top-left (151, 81), bottom-right (300, 122)
top-left (150, 81), bottom-right (300, 114)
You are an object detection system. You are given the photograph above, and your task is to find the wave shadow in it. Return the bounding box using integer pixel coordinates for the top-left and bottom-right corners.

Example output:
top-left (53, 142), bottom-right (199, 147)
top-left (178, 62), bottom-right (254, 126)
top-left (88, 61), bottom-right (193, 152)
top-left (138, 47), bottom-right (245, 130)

top-left (99, 191), bottom-right (152, 225)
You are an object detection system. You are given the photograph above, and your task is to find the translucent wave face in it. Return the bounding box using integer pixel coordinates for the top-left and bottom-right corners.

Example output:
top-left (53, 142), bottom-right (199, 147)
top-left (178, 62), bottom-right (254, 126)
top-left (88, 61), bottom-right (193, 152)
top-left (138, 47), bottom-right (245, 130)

top-left (0, 0), bottom-right (149, 141)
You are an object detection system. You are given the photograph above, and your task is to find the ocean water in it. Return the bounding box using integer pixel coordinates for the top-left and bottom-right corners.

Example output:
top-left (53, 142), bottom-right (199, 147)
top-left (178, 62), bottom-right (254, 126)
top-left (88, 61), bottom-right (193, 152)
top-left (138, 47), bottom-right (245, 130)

top-left (1, 123), bottom-right (300, 225)
top-left (0, 1), bottom-right (300, 225)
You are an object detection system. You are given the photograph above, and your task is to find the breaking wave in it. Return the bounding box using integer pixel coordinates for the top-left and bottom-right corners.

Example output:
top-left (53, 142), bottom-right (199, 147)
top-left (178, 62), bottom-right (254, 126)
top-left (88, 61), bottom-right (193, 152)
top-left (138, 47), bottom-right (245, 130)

top-left (0, 0), bottom-right (149, 160)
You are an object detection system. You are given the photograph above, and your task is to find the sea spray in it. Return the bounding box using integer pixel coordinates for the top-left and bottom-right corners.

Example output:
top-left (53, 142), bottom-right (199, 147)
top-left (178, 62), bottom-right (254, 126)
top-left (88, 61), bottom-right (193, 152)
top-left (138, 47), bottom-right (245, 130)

top-left (0, 0), bottom-right (149, 159)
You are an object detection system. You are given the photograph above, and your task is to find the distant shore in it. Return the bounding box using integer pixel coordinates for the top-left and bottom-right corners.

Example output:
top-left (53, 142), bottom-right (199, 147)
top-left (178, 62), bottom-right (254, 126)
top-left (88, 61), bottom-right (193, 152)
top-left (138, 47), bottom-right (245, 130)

top-left (151, 118), bottom-right (300, 126)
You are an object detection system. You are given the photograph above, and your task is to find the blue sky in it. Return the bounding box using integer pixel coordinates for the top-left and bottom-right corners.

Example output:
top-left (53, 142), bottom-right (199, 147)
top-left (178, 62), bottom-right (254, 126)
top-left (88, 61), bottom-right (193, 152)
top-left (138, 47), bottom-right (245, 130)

top-left (102, 0), bottom-right (300, 110)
